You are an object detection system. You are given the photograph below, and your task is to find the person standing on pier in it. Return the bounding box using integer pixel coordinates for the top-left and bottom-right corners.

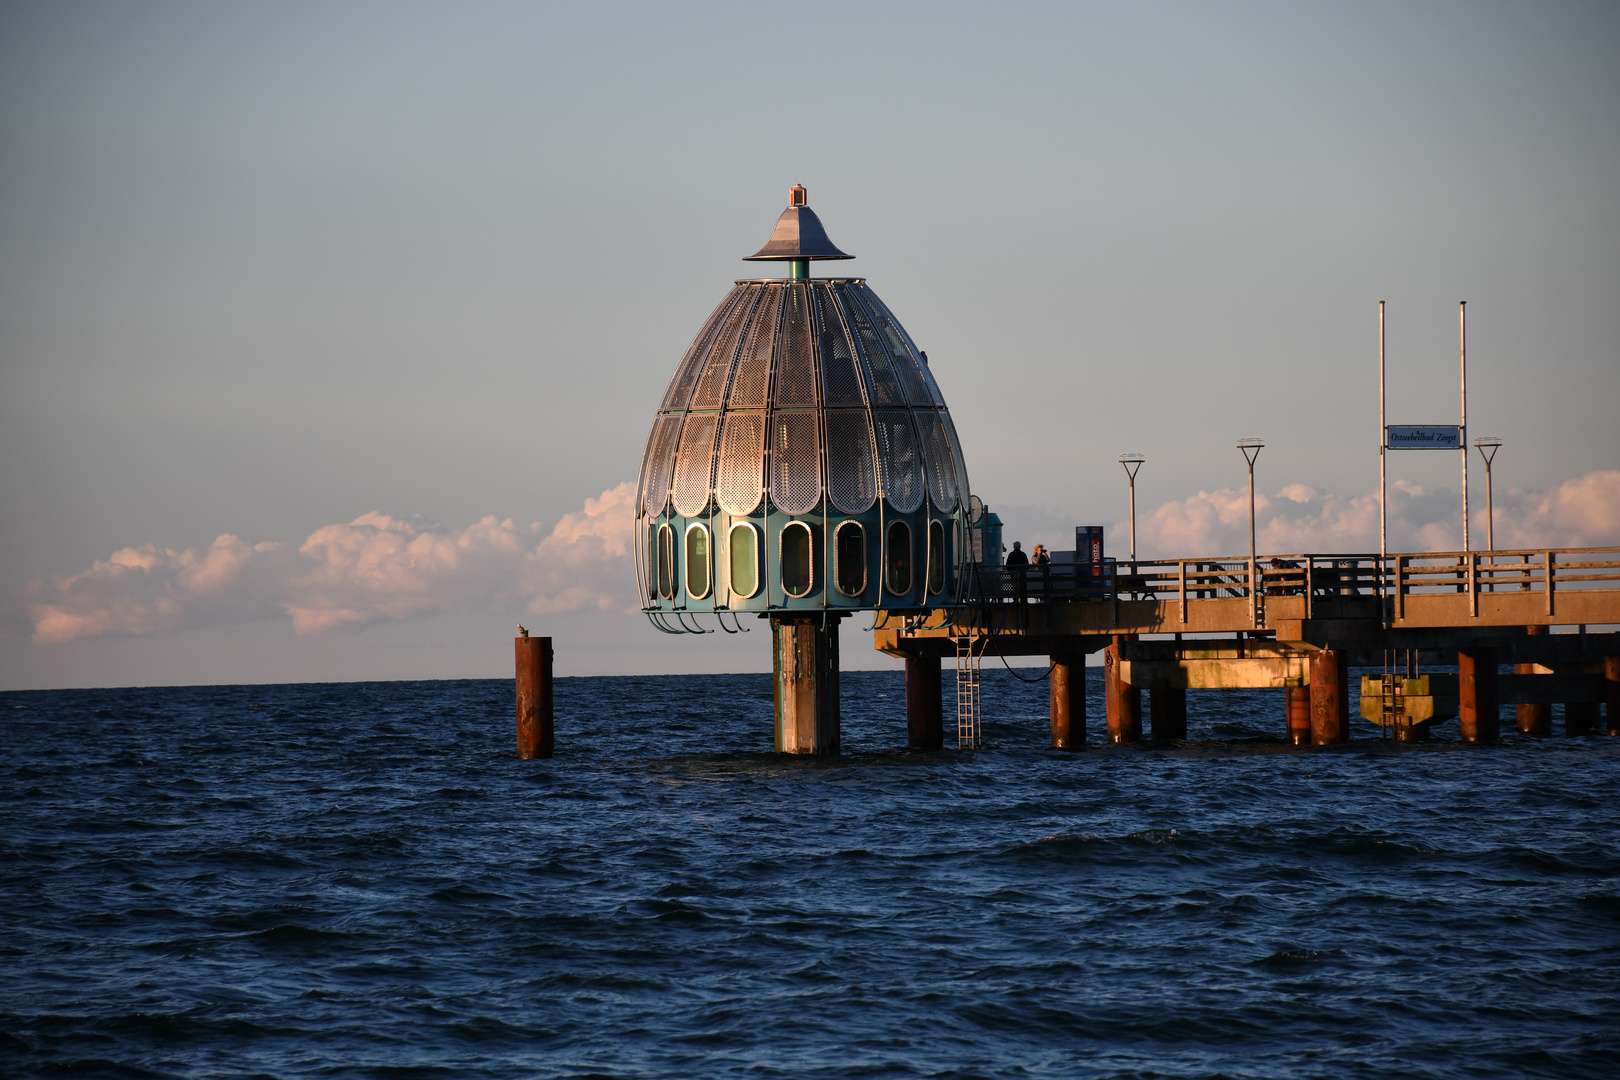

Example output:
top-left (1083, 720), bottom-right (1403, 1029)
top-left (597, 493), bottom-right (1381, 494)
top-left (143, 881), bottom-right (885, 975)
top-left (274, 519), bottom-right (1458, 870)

top-left (1006, 541), bottom-right (1029, 567)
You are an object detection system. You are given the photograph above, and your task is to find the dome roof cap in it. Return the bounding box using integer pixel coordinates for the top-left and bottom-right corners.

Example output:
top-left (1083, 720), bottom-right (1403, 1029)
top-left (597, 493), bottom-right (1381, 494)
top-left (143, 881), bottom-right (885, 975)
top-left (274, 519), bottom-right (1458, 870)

top-left (744, 185), bottom-right (854, 261)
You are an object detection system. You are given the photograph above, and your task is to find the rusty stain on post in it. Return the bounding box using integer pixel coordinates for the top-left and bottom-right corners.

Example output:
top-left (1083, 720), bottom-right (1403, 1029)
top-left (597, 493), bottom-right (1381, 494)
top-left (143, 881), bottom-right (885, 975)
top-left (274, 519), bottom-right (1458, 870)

top-left (1458, 647), bottom-right (1499, 744)
top-left (905, 655), bottom-right (943, 751)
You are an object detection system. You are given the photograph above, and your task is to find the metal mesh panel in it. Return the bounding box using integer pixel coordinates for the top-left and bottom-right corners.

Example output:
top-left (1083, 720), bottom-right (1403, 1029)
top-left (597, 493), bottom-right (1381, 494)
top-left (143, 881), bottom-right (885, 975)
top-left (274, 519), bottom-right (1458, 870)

top-left (815, 284), bottom-right (866, 406)
top-left (689, 289), bottom-right (757, 409)
top-left (660, 287), bottom-right (744, 412)
top-left (873, 410), bottom-right (924, 513)
top-left (770, 411), bottom-right (822, 515)
top-left (916, 409), bottom-right (960, 511)
top-left (825, 409), bottom-right (877, 514)
top-left (671, 414), bottom-right (720, 517)
top-left (640, 414), bottom-right (683, 517)
top-left (727, 285), bottom-right (781, 408)
top-left (774, 285), bottom-right (818, 406)
top-left (716, 411), bottom-right (766, 516)
top-left (859, 286), bottom-right (945, 406)
top-left (838, 286), bottom-right (906, 405)
top-left (943, 410), bottom-right (971, 509)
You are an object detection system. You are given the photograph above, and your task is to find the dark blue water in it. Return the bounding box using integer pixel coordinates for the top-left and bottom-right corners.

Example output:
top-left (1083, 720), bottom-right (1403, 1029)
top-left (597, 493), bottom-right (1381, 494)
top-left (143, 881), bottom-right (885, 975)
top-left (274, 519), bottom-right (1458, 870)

top-left (3, 669), bottom-right (1618, 1078)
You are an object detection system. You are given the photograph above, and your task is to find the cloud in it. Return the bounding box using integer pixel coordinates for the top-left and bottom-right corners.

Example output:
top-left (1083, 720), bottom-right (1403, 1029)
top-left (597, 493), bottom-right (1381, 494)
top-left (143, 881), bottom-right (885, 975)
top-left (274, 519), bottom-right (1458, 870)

top-left (1126, 469), bottom-right (1620, 558)
top-left (27, 482), bottom-right (639, 645)
top-left (25, 471), bottom-right (1619, 645)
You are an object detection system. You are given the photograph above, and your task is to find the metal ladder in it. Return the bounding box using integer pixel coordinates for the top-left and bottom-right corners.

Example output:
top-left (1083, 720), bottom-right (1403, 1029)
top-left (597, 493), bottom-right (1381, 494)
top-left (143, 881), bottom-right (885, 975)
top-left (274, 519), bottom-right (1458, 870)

top-left (954, 634), bottom-right (984, 749)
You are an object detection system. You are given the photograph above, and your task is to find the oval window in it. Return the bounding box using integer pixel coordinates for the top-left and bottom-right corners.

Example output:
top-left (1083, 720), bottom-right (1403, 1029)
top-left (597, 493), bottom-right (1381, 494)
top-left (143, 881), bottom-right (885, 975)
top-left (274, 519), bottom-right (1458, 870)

top-left (781, 522), bottom-right (814, 598)
top-left (928, 520), bottom-right (946, 594)
top-left (646, 523), bottom-right (659, 598)
top-left (657, 524), bottom-right (677, 600)
top-left (886, 520), bottom-right (912, 597)
top-left (835, 521), bottom-right (866, 597)
top-left (729, 523), bottom-right (759, 598)
top-left (685, 524), bottom-right (710, 600)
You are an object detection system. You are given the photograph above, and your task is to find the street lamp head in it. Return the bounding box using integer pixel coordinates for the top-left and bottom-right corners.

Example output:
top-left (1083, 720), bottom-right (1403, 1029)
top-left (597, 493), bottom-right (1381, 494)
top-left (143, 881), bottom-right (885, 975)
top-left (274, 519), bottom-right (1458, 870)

top-left (1118, 453), bottom-right (1144, 481)
top-left (1236, 437), bottom-right (1264, 466)
top-left (1474, 435), bottom-right (1502, 466)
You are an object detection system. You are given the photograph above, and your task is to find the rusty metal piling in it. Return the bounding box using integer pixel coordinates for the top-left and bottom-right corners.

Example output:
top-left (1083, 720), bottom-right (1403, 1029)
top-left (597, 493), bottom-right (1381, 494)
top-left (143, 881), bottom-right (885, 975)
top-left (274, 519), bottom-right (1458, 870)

top-left (516, 634), bottom-right (554, 759)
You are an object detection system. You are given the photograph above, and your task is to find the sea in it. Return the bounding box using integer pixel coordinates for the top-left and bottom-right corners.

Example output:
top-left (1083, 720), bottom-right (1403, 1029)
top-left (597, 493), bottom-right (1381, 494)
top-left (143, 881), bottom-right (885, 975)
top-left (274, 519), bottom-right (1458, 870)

top-left (3, 669), bottom-right (1618, 1079)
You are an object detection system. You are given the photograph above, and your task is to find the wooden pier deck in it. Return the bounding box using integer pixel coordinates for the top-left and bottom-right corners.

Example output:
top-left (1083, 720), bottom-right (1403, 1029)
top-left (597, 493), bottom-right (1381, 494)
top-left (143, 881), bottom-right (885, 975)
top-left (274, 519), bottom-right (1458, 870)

top-left (874, 546), bottom-right (1620, 746)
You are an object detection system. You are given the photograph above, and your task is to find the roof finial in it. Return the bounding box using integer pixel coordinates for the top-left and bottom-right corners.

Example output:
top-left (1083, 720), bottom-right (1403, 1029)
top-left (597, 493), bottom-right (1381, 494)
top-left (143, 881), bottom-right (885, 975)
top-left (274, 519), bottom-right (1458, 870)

top-left (744, 183), bottom-right (854, 277)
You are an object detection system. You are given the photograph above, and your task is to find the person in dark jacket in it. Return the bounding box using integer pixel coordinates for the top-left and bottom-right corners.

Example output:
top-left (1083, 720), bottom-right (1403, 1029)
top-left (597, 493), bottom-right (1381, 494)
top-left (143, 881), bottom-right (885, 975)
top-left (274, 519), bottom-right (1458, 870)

top-left (1006, 541), bottom-right (1029, 567)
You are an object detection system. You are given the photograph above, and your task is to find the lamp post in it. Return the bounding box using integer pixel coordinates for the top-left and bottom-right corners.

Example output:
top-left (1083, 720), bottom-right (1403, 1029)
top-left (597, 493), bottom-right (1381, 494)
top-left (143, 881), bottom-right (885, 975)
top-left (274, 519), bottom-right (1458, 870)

top-left (1119, 454), bottom-right (1144, 561)
top-left (1475, 436), bottom-right (1501, 552)
top-left (1238, 438), bottom-right (1264, 628)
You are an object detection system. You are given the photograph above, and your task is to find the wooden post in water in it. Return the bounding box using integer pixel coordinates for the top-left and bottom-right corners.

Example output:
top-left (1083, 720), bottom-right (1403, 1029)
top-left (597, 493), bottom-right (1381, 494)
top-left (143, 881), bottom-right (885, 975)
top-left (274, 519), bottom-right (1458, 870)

top-left (1104, 637), bottom-right (1140, 744)
top-left (773, 616), bottom-right (841, 754)
top-left (1606, 655), bottom-right (1620, 736)
top-left (905, 655), bottom-right (943, 751)
top-left (1309, 649), bottom-right (1349, 744)
top-left (1149, 688), bottom-right (1186, 743)
top-left (1285, 686), bottom-right (1312, 746)
top-left (1517, 626), bottom-right (1552, 737)
top-left (1457, 647), bottom-right (1499, 744)
top-left (515, 633), bottom-right (554, 759)
top-left (1049, 653), bottom-right (1086, 749)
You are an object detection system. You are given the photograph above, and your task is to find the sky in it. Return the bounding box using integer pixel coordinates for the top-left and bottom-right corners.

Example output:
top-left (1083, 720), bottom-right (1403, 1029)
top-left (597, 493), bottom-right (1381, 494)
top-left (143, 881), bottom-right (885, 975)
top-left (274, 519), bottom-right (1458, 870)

top-left (2, 1), bottom-right (1617, 689)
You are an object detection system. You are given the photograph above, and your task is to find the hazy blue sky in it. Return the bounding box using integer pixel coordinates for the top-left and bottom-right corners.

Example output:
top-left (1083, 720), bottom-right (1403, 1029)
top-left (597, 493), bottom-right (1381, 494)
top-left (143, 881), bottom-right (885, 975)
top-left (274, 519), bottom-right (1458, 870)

top-left (3, 1), bottom-right (1617, 688)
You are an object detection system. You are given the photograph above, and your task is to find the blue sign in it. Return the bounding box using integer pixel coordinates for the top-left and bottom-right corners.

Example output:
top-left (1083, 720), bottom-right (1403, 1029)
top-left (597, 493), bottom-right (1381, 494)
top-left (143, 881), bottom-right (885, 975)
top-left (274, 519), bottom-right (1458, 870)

top-left (1387, 425), bottom-right (1462, 450)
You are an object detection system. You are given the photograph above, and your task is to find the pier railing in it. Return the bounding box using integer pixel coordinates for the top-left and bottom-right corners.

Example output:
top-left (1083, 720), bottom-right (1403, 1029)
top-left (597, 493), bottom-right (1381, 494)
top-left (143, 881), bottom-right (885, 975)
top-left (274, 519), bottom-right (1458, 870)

top-left (963, 546), bottom-right (1620, 628)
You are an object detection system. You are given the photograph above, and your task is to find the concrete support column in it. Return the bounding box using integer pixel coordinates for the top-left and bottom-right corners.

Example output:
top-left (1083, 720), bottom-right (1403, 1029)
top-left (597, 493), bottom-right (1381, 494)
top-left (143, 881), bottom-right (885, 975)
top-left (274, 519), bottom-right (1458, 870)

top-left (1149, 688), bottom-right (1187, 743)
top-left (1309, 649), bottom-right (1350, 745)
top-left (1606, 655), bottom-right (1620, 736)
top-left (1049, 653), bottom-right (1086, 750)
top-left (1457, 647), bottom-right (1500, 744)
top-left (1285, 686), bottom-right (1312, 746)
top-left (905, 655), bottom-right (943, 751)
top-left (515, 635), bottom-right (554, 760)
top-left (1104, 639), bottom-right (1140, 744)
top-left (1565, 702), bottom-right (1599, 737)
top-left (773, 616), bottom-right (841, 754)
top-left (1517, 625), bottom-right (1552, 737)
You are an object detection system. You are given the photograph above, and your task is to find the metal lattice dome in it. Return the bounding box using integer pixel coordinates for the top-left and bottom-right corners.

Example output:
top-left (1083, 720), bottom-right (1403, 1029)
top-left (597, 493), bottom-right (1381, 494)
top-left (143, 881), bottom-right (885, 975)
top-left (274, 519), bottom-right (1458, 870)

top-left (637, 187), bottom-right (973, 626)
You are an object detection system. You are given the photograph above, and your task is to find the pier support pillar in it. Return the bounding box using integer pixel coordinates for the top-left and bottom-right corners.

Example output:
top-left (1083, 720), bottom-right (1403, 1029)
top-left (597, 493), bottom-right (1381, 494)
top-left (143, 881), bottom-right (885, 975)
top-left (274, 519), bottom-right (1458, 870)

top-left (1565, 702), bottom-right (1599, 737)
top-left (1104, 639), bottom-right (1140, 744)
top-left (1149, 688), bottom-right (1186, 743)
top-left (1309, 649), bottom-right (1350, 745)
top-left (905, 655), bottom-right (943, 751)
top-left (773, 616), bottom-right (841, 755)
top-left (515, 635), bottom-right (554, 760)
top-left (1457, 647), bottom-right (1500, 744)
top-left (1285, 686), bottom-right (1312, 746)
top-left (1049, 653), bottom-right (1086, 750)
top-left (1606, 655), bottom-right (1620, 736)
top-left (1517, 626), bottom-right (1552, 737)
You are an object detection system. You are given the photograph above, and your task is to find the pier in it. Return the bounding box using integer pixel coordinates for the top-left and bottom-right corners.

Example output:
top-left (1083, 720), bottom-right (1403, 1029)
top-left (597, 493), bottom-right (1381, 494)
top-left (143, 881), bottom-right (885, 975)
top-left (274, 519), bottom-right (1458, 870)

top-left (876, 545), bottom-right (1620, 745)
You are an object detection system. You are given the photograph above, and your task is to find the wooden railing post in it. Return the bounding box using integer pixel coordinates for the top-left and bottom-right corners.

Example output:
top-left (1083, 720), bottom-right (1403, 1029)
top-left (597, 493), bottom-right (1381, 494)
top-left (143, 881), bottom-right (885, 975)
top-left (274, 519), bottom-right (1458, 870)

top-left (1469, 552), bottom-right (1478, 617)
top-left (1545, 551), bottom-right (1556, 617)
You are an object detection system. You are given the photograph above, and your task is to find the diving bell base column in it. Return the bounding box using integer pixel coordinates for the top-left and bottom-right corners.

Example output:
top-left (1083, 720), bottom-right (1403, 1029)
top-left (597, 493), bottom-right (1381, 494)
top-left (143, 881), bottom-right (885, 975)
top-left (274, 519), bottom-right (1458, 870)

top-left (773, 616), bottom-right (841, 755)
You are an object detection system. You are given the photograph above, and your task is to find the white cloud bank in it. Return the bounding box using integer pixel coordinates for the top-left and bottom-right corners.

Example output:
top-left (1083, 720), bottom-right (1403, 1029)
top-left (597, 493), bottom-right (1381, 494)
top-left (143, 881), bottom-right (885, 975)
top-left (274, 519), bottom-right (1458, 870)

top-left (23, 471), bottom-right (1620, 645)
top-left (1129, 469), bottom-right (1620, 558)
top-left (28, 483), bottom-right (638, 645)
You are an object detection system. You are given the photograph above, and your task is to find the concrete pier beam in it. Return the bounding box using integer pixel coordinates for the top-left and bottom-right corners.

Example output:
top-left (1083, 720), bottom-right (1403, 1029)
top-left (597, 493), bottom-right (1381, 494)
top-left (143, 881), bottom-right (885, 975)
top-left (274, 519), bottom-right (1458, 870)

top-left (1285, 686), bottom-right (1312, 746)
top-left (1517, 626), bottom-right (1552, 737)
top-left (1309, 649), bottom-right (1350, 745)
top-left (1149, 688), bottom-right (1187, 743)
top-left (1049, 653), bottom-right (1086, 749)
top-left (905, 655), bottom-right (943, 751)
top-left (1457, 647), bottom-right (1500, 744)
top-left (515, 634), bottom-right (554, 760)
top-left (1104, 639), bottom-right (1141, 744)
top-left (773, 616), bottom-right (841, 754)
